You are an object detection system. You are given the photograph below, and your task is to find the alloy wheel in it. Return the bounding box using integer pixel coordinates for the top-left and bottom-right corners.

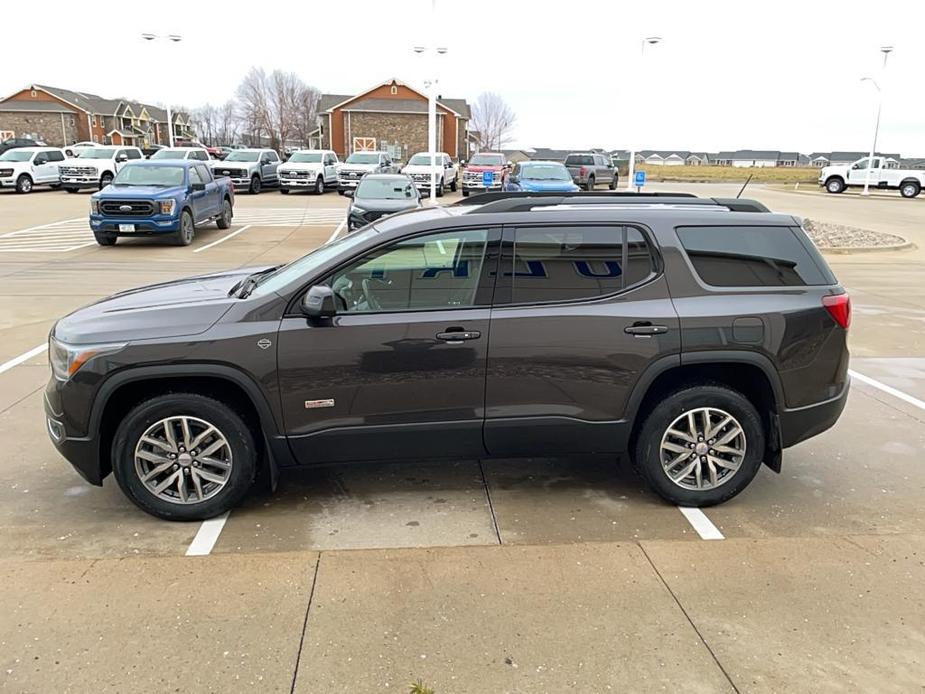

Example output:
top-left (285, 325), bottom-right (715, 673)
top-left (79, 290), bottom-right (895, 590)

top-left (134, 415), bottom-right (233, 504)
top-left (659, 407), bottom-right (746, 491)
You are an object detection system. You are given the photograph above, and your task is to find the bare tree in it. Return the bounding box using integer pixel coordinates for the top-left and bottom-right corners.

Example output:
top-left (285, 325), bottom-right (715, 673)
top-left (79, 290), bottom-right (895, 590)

top-left (217, 101), bottom-right (239, 145)
top-left (233, 68), bottom-right (320, 151)
top-left (236, 67), bottom-right (272, 147)
top-left (291, 83), bottom-right (321, 148)
top-left (470, 92), bottom-right (517, 151)
top-left (192, 103), bottom-right (218, 145)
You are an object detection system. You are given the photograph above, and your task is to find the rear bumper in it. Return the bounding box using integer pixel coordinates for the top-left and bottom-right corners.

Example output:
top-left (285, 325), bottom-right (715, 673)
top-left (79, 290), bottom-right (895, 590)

top-left (779, 380), bottom-right (849, 448)
top-left (90, 213), bottom-right (180, 234)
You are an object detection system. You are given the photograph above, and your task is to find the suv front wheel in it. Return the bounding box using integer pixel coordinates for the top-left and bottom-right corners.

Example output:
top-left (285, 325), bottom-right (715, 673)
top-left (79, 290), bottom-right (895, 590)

top-left (111, 393), bottom-right (257, 521)
top-left (633, 384), bottom-right (764, 506)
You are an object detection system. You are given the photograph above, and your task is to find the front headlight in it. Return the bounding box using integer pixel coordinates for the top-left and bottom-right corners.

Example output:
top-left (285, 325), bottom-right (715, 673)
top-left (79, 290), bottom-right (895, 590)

top-left (159, 199), bottom-right (176, 215)
top-left (90, 198), bottom-right (100, 214)
top-left (350, 204), bottom-right (366, 214)
top-left (49, 337), bottom-right (126, 382)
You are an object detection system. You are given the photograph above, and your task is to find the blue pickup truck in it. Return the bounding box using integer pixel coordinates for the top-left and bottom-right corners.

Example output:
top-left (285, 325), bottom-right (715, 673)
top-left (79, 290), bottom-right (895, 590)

top-left (89, 160), bottom-right (234, 246)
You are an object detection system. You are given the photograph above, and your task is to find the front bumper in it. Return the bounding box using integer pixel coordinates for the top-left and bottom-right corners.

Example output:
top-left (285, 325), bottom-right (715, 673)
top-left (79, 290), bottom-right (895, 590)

top-left (280, 178), bottom-right (316, 188)
top-left (779, 379), bottom-right (849, 448)
top-left (61, 176), bottom-right (100, 189)
top-left (90, 213), bottom-right (181, 234)
top-left (338, 179), bottom-right (360, 190)
top-left (463, 181), bottom-right (502, 191)
top-left (44, 391), bottom-right (103, 486)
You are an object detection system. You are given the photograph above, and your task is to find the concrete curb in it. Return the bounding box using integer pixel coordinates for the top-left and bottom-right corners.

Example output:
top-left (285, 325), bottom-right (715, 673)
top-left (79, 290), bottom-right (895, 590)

top-left (819, 240), bottom-right (915, 254)
top-left (772, 184), bottom-right (923, 203)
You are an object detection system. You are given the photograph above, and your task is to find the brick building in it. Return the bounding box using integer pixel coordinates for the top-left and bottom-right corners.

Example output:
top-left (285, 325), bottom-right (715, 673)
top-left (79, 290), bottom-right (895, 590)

top-left (0, 84), bottom-right (193, 148)
top-left (313, 79), bottom-right (470, 162)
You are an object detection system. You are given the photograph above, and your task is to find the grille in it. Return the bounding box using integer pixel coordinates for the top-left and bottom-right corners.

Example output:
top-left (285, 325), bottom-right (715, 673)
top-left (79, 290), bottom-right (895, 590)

top-left (61, 166), bottom-right (97, 176)
top-left (100, 200), bottom-right (155, 216)
top-left (280, 170), bottom-right (310, 179)
top-left (215, 168), bottom-right (245, 178)
top-left (0, 168), bottom-right (12, 177)
top-left (339, 170), bottom-right (364, 179)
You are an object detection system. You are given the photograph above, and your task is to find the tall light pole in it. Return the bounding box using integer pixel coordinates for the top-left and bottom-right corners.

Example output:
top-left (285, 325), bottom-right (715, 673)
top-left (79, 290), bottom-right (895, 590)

top-left (414, 40), bottom-right (447, 202)
top-left (141, 33), bottom-right (182, 148)
top-left (626, 36), bottom-right (662, 190)
top-left (861, 46), bottom-right (893, 196)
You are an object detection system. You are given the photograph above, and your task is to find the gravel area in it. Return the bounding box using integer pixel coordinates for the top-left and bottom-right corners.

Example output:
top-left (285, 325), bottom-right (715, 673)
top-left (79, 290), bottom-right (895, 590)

top-left (803, 218), bottom-right (908, 249)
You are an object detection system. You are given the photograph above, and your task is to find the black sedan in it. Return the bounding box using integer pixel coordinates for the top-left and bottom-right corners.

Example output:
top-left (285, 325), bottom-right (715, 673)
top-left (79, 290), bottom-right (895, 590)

top-left (346, 174), bottom-right (422, 231)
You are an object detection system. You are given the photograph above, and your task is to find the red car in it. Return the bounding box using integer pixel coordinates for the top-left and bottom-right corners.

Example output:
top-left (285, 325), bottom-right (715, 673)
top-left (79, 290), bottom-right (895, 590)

top-left (461, 152), bottom-right (510, 196)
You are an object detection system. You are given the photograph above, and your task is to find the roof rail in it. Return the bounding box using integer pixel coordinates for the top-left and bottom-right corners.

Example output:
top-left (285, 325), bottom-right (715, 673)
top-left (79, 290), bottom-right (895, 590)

top-left (455, 191), bottom-right (771, 214)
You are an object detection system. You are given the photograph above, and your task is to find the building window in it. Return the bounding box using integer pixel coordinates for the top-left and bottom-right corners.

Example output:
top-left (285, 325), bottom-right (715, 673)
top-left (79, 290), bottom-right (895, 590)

top-left (92, 116), bottom-right (97, 127)
top-left (390, 85), bottom-right (398, 95)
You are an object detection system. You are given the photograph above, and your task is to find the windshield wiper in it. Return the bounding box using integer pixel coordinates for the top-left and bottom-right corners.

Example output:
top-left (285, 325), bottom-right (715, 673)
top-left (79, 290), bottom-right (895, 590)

top-left (229, 266), bottom-right (279, 298)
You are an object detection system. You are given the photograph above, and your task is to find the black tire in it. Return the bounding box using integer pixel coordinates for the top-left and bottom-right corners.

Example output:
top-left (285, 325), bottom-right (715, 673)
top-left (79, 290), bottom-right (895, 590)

top-left (337, 189), bottom-right (345, 196)
top-left (99, 172), bottom-right (114, 189)
top-left (93, 231), bottom-right (117, 246)
top-left (216, 199), bottom-right (232, 229)
top-left (450, 177), bottom-right (458, 192)
top-left (314, 176), bottom-right (324, 195)
top-left (111, 393), bottom-right (257, 521)
top-left (249, 175), bottom-right (261, 194)
top-left (585, 176), bottom-right (595, 191)
top-left (825, 177), bottom-right (845, 194)
top-left (609, 174), bottom-right (617, 190)
top-left (174, 210), bottom-right (194, 246)
top-left (462, 188), bottom-right (470, 197)
top-left (436, 177), bottom-right (445, 197)
top-left (279, 188), bottom-right (289, 195)
top-left (15, 174), bottom-right (33, 194)
top-left (50, 183), bottom-right (61, 189)
top-left (632, 384), bottom-right (765, 507)
top-left (65, 187), bottom-right (79, 194)
top-left (900, 181), bottom-right (921, 199)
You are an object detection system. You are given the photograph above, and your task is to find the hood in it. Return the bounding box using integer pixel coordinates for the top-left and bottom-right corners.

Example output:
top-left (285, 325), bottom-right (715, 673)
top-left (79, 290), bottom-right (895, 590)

top-left (53, 267), bottom-right (269, 345)
top-left (279, 162), bottom-right (322, 172)
top-left (518, 179), bottom-right (580, 192)
top-left (96, 183), bottom-right (186, 198)
top-left (61, 157), bottom-right (101, 167)
top-left (340, 162), bottom-right (379, 172)
top-left (0, 160), bottom-right (30, 172)
top-left (402, 164), bottom-right (447, 174)
top-left (352, 198), bottom-right (420, 213)
top-left (212, 160), bottom-right (257, 171)
top-left (465, 164), bottom-right (504, 173)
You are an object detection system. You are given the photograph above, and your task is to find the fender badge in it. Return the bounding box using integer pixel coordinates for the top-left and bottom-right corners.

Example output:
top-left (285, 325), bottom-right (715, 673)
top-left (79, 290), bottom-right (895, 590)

top-left (257, 338), bottom-right (272, 350)
top-left (305, 399), bottom-right (335, 409)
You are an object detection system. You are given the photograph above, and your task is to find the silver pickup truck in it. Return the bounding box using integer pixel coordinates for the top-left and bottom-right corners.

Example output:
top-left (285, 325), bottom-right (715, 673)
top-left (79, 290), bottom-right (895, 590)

top-left (565, 152), bottom-right (618, 190)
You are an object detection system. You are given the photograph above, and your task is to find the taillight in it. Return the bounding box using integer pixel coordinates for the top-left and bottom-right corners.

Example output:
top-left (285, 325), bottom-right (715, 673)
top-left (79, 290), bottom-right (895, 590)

top-left (822, 293), bottom-right (851, 329)
top-left (579, 166), bottom-right (587, 176)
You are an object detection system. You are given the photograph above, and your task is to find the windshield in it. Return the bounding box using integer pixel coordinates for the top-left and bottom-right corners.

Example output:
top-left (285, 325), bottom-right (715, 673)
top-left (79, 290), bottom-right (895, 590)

top-left (76, 148), bottom-right (116, 159)
top-left (253, 227), bottom-right (379, 296)
top-left (288, 152), bottom-right (323, 163)
top-left (469, 154), bottom-right (504, 166)
top-left (224, 151), bottom-right (261, 162)
top-left (346, 153), bottom-right (380, 165)
top-left (151, 149), bottom-right (191, 160)
top-left (408, 154), bottom-right (442, 166)
top-left (113, 165), bottom-right (185, 187)
top-left (0, 150), bottom-right (34, 162)
top-left (357, 178), bottom-right (417, 199)
top-left (520, 163), bottom-right (571, 181)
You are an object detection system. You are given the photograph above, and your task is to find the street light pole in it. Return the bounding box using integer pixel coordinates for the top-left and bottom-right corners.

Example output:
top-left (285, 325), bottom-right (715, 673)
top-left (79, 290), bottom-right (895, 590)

top-left (414, 40), bottom-right (447, 203)
top-left (626, 36), bottom-right (662, 190)
top-left (861, 46), bottom-right (892, 197)
top-left (142, 33), bottom-right (182, 148)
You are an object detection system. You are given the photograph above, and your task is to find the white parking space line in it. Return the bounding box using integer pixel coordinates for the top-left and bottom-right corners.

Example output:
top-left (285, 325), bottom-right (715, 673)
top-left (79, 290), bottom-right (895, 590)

top-left (849, 369), bottom-right (925, 412)
top-left (0, 344), bottom-right (47, 376)
top-left (678, 507), bottom-right (725, 540)
top-left (326, 218), bottom-right (346, 244)
top-left (193, 225), bottom-right (252, 253)
top-left (185, 512), bottom-right (230, 556)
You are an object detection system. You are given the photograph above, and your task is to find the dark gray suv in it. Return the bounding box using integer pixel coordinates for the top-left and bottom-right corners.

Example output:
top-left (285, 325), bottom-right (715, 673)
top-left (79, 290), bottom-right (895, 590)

top-left (45, 192), bottom-right (850, 520)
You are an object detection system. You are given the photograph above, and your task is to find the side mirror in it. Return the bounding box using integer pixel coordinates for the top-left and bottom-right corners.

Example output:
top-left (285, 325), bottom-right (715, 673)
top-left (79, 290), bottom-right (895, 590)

top-left (344, 189), bottom-right (354, 198)
top-left (117, 154), bottom-right (128, 162)
top-left (301, 285), bottom-right (337, 318)
top-left (34, 156), bottom-right (47, 165)
top-left (506, 161), bottom-right (513, 167)
top-left (191, 182), bottom-right (206, 192)
top-left (459, 159), bottom-right (466, 166)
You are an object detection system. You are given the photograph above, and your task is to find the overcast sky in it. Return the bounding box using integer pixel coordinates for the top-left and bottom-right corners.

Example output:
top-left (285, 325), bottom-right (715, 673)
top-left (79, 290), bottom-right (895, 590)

top-left (3, 0), bottom-right (923, 155)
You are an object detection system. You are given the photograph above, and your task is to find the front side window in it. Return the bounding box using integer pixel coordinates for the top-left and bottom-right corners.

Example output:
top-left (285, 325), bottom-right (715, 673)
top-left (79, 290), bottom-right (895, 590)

top-left (127, 149), bottom-right (142, 160)
top-left (505, 226), bottom-right (653, 304)
top-left (677, 226), bottom-right (833, 287)
top-left (189, 167), bottom-right (203, 185)
top-left (327, 229), bottom-right (489, 313)
top-left (47, 150), bottom-right (65, 162)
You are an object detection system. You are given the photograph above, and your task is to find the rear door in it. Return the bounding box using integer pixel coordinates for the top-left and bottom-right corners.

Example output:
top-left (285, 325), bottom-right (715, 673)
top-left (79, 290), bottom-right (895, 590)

top-left (197, 164), bottom-right (220, 217)
top-left (484, 223), bottom-right (680, 456)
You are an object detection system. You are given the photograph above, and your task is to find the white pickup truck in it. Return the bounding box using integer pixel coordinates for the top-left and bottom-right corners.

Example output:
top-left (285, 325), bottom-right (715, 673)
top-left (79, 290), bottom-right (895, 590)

top-left (59, 146), bottom-right (143, 192)
top-left (819, 156), bottom-right (924, 198)
top-left (400, 152), bottom-right (458, 197)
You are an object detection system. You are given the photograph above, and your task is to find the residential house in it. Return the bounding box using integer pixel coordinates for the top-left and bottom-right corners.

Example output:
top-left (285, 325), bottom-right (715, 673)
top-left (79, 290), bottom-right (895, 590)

top-left (901, 158), bottom-right (925, 170)
top-left (312, 79), bottom-right (470, 162)
top-left (0, 84), bottom-right (192, 148)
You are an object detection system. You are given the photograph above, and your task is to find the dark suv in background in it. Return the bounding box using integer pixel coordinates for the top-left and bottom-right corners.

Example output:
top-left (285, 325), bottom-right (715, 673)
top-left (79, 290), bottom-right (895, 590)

top-left (45, 191), bottom-right (850, 520)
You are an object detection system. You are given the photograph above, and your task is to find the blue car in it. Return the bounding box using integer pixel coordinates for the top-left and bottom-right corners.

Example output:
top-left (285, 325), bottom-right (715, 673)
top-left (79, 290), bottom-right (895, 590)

top-left (90, 160), bottom-right (234, 247)
top-left (502, 160), bottom-right (580, 193)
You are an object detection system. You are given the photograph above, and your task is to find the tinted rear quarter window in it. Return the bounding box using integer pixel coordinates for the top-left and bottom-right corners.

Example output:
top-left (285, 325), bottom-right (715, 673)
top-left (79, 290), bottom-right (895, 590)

top-left (677, 225), bottom-right (835, 287)
top-left (565, 155), bottom-right (594, 166)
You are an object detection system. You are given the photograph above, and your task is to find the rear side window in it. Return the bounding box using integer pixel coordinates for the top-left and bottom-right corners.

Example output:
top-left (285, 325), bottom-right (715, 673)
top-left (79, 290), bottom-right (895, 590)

top-left (677, 225), bottom-right (833, 287)
top-left (503, 226), bottom-right (654, 304)
top-left (127, 149), bottom-right (142, 160)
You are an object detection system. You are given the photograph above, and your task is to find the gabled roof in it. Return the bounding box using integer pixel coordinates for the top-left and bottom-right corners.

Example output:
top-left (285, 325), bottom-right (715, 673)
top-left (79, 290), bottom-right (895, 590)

top-left (320, 79), bottom-right (469, 119)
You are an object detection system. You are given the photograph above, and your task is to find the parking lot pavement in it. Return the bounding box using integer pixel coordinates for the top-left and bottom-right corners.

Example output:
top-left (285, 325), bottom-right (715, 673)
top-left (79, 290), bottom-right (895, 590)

top-left (2, 184), bottom-right (925, 690)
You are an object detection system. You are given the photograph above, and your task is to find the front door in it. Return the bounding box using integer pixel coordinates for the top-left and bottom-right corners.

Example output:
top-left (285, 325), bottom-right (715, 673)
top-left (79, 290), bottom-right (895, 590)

top-left (188, 166), bottom-right (210, 222)
top-left (484, 224), bottom-right (681, 456)
top-left (277, 227), bottom-right (500, 464)
top-left (848, 157), bottom-right (881, 186)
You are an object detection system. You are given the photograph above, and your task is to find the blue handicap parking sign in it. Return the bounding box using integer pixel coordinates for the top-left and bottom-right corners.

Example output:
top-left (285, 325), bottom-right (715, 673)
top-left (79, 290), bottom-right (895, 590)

top-left (634, 170), bottom-right (646, 187)
top-left (482, 170), bottom-right (494, 187)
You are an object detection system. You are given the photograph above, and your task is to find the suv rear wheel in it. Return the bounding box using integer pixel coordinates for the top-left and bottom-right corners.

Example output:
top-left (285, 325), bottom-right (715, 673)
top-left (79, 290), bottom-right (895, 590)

top-left (633, 384), bottom-right (764, 506)
top-left (111, 393), bottom-right (256, 521)
top-left (585, 175), bottom-right (595, 191)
